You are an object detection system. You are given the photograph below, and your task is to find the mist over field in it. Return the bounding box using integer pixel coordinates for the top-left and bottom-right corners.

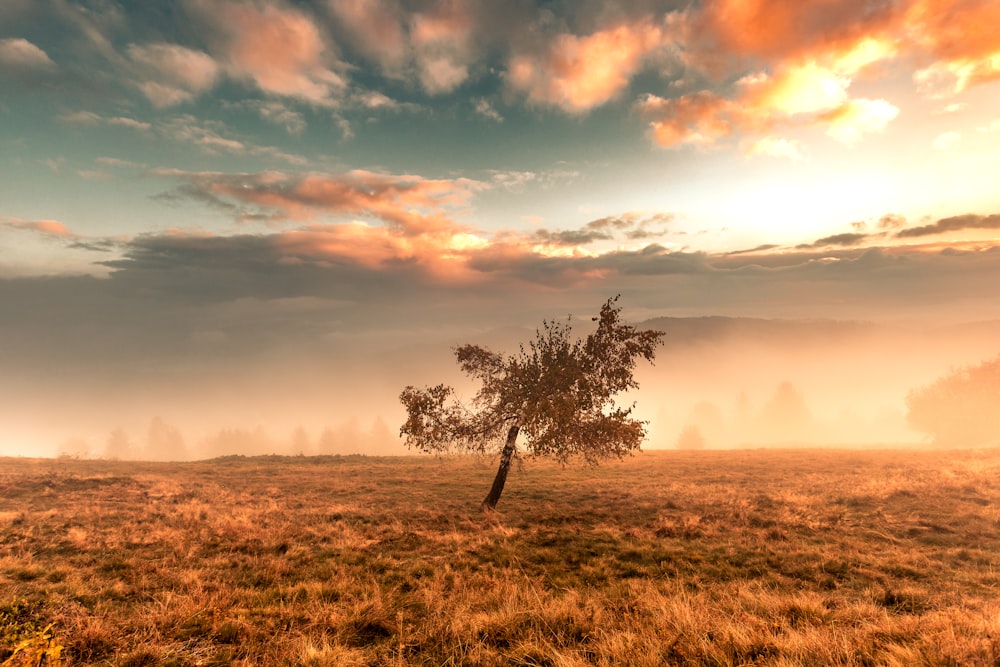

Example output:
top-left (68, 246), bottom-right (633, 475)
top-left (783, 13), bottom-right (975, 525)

top-left (4, 311), bottom-right (998, 460)
top-left (5, 3), bottom-right (1000, 663)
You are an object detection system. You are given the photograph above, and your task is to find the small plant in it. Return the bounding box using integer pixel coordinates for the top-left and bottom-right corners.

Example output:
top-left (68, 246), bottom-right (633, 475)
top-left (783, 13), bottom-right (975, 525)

top-left (1, 599), bottom-right (63, 667)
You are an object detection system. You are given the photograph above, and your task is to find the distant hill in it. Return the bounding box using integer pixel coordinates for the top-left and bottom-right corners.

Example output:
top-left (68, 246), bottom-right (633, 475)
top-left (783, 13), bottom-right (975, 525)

top-left (642, 316), bottom-right (878, 348)
top-left (641, 316), bottom-right (1000, 349)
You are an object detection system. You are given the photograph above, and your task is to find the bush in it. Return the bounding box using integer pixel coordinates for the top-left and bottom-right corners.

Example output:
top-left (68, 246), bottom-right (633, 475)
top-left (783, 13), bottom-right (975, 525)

top-left (906, 355), bottom-right (1000, 446)
top-left (675, 424), bottom-right (706, 450)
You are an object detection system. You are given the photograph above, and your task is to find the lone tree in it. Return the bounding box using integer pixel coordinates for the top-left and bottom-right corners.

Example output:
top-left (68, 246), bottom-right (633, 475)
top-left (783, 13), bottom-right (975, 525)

top-left (399, 297), bottom-right (665, 511)
top-left (906, 354), bottom-right (1000, 446)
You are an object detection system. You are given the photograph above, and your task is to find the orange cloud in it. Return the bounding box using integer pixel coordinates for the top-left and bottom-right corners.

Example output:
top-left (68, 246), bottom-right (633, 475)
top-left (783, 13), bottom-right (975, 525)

top-left (158, 169), bottom-right (487, 237)
top-left (128, 42), bottom-right (220, 107)
top-left (2, 218), bottom-right (75, 238)
top-left (275, 223), bottom-right (416, 269)
top-left (637, 91), bottom-right (737, 147)
top-left (508, 20), bottom-right (666, 113)
top-left (907, 0), bottom-right (1000, 93)
top-left (745, 62), bottom-right (849, 116)
top-left (269, 222), bottom-right (492, 282)
top-left (821, 99), bottom-right (899, 143)
top-left (637, 0), bottom-right (922, 148)
top-left (656, 0), bottom-right (1000, 149)
top-left (640, 39), bottom-right (899, 147)
top-left (410, 2), bottom-right (479, 94)
top-left (683, 0), bottom-right (899, 70)
top-left (328, 0), bottom-right (408, 76)
top-left (328, 0), bottom-right (486, 95)
top-left (188, 0), bottom-right (345, 104)
top-left (906, 0), bottom-right (1000, 64)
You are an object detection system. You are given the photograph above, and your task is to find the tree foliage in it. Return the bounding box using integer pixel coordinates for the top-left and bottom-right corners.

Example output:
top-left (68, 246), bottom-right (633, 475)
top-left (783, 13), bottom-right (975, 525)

top-left (400, 297), bottom-right (664, 508)
top-left (906, 355), bottom-right (1000, 446)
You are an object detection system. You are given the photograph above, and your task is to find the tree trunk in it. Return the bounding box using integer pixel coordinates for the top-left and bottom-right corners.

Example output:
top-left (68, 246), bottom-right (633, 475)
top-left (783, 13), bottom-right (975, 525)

top-left (481, 424), bottom-right (519, 511)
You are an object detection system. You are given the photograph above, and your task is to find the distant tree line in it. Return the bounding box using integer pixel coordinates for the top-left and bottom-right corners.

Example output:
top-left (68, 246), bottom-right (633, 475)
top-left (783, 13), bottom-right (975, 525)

top-left (59, 416), bottom-right (401, 461)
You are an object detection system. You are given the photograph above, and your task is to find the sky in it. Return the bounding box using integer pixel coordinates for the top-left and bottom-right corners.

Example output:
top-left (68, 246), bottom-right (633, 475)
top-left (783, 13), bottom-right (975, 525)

top-left (2, 0), bottom-right (1000, 457)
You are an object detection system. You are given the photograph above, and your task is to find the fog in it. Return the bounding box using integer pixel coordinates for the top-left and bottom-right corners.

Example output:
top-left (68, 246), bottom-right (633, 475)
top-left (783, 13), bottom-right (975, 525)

top-left (3, 314), bottom-right (998, 460)
top-left (633, 318), bottom-right (1000, 449)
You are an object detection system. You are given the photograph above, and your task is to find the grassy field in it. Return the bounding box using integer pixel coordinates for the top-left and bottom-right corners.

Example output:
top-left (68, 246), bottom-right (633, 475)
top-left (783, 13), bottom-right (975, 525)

top-left (1, 448), bottom-right (999, 666)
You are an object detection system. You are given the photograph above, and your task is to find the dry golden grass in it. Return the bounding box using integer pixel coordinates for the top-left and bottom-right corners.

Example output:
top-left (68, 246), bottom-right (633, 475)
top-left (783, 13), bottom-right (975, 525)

top-left (2, 448), bottom-right (1000, 666)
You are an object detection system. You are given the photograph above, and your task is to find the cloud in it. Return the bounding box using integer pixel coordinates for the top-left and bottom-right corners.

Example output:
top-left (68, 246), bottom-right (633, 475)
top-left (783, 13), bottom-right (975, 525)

top-left (745, 61), bottom-right (850, 116)
top-left (1, 216), bottom-right (122, 254)
top-left (239, 100), bottom-right (307, 134)
top-left (159, 115), bottom-right (306, 164)
top-left (487, 168), bottom-right (580, 191)
top-left (895, 213), bottom-right (1000, 238)
top-left (473, 98), bottom-right (503, 122)
top-left (59, 111), bottom-right (151, 131)
top-left (127, 42), bottom-right (220, 107)
top-left (351, 90), bottom-right (424, 114)
top-left (95, 157), bottom-right (144, 169)
top-left (409, 2), bottom-right (479, 94)
top-left (532, 228), bottom-right (612, 246)
top-left (186, 0), bottom-right (347, 104)
top-left (2, 217), bottom-right (75, 239)
top-left (141, 180), bottom-right (682, 290)
top-left (635, 1), bottom-right (976, 149)
top-left (30, 225), bottom-right (1000, 310)
top-left (358, 91), bottom-right (399, 110)
top-left (637, 91), bottom-right (737, 147)
top-left (508, 19), bottom-right (667, 113)
top-left (107, 116), bottom-right (153, 131)
top-left (58, 111), bottom-right (101, 125)
top-left (0, 37), bottom-right (56, 69)
top-left (639, 57), bottom-right (899, 148)
top-left (530, 212), bottom-right (673, 247)
top-left (38, 157), bottom-right (65, 172)
top-left (907, 0), bottom-right (1000, 95)
top-left (154, 169), bottom-right (487, 236)
top-left (327, 0), bottom-right (408, 76)
top-left (725, 244), bottom-right (781, 256)
top-left (681, 0), bottom-right (899, 69)
top-left (55, 112), bottom-right (304, 163)
top-left (327, 0), bottom-right (503, 95)
top-left (978, 119), bottom-right (1000, 133)
top-left (932, 130), bottom-right (960, 150)
top-left (743, 136), bottom-right (804, 159)
top-left (798, 232), bottom-right (870, 248)
top-left (589, 212), bottom-right (674, 239)
top-left (822, 98), bottom-right (899, 144)
top-left (878, 214), bottom-right (907, 230)
top-left (0, 37), bottom-right (62, 88)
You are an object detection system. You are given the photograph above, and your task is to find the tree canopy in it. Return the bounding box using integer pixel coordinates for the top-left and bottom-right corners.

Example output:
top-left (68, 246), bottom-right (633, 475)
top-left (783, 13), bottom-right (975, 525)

top-left (399, 297), bottom-right (665, 510)
top-left (906, 354), bottom-right (1000, 446)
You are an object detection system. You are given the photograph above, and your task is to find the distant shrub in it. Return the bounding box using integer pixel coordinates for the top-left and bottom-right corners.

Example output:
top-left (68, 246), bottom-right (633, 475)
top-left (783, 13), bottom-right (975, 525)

top-left (906, 355), bottom-right (1000, 446)
top-left (759, 381), bottom-right (811, 441)
top-left (675, 424), bottom-right (706, 450)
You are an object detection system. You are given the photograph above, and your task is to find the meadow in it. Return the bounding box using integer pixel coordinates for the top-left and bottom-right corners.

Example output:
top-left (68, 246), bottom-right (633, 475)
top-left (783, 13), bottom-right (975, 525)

top-left (1, 447), bottom-right (999, 666)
